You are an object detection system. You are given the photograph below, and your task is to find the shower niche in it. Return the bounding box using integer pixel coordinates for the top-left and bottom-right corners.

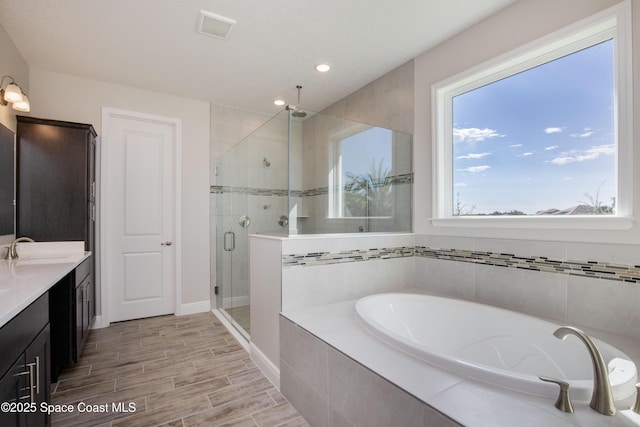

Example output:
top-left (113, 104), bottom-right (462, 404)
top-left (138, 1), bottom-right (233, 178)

top-left (211, 108), bottom-right (412, 339)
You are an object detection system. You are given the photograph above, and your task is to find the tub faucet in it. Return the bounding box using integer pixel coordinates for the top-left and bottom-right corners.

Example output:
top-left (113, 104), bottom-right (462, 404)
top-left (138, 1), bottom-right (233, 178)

top-left (553, 326), bottom-right (616, 416)
top-left (5, 237), bottom-right (35, 260)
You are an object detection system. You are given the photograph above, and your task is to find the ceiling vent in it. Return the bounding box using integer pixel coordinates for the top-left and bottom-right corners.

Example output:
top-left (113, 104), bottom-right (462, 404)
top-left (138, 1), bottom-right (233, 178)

top-left (198, 10), bottom-right (236, 40)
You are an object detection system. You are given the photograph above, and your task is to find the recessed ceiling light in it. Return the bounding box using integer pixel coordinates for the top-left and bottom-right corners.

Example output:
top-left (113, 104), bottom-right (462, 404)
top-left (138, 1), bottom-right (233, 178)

top-left (273, 99), bottom-right (286, 106)
top-left (315, 63), bottom-right (331, 73)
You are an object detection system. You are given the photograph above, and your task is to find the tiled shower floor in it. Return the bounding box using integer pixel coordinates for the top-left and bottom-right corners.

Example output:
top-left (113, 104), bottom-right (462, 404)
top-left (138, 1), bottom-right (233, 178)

top-left (50, 312), bottom-right (308, 427)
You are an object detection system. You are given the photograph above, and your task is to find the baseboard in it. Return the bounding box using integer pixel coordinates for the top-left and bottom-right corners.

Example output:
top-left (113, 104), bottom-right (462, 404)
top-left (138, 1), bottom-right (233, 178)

top-left (90, 315), bottom-right (109, 329)
top-left (250, 342), bottom-right (280, 390)
top-left (178, 300), bottom-right (211, 316)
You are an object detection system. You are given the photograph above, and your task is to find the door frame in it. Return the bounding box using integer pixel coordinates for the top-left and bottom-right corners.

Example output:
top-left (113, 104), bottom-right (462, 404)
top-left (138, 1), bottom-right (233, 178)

top-left (99, 107), bottom-right (182, 327)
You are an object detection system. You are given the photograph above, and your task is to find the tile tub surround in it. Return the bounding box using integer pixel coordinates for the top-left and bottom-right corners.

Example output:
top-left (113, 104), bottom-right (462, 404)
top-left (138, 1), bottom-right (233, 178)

top-left (282, 244), bottom-right (640, 283)
top-left (280, 236), bottom-right (640, 339)
top-left (51, 311), bottom-right (309, 427)
top-left (280, 296), bottom-right (640, 427)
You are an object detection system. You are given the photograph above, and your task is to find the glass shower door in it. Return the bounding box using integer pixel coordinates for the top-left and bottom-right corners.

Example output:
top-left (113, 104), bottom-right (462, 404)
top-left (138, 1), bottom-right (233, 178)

top-left (215, 141), bottom-right (251, 340)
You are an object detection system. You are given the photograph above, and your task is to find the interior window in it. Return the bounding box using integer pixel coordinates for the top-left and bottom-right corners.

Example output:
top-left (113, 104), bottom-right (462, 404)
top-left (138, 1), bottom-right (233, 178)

top-left (332, 127), bottom-right (393, 218)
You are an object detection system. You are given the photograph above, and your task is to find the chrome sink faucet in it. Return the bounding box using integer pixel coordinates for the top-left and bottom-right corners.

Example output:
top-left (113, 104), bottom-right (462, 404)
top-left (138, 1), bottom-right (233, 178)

top-left (5, 237), bottom-right (35, 260)
top-left (554, 326), bottom-right (616, 416)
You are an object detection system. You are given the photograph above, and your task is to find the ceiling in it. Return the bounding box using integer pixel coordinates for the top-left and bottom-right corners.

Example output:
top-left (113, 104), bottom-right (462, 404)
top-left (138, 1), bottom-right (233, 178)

top-left (0, 0), bottom-right (516, 114)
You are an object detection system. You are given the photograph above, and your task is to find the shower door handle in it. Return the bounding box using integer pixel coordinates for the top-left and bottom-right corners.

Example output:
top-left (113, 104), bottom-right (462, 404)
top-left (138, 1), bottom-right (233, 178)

top-left (224, 231), bottom-right (236, 251)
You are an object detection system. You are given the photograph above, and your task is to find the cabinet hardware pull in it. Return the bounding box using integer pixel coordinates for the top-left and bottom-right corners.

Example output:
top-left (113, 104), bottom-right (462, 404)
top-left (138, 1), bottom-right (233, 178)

top-left (35, 356), bottom-right (40, 394)
top-left (25, 362), bottom-right (36, 402)
top-left (161, 241), bottom-right (173, 246)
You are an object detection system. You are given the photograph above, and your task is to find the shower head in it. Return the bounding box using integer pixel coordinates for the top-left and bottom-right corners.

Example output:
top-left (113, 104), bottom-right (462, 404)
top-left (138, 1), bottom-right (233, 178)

top-left (290, 85), bottom-right (307, 118)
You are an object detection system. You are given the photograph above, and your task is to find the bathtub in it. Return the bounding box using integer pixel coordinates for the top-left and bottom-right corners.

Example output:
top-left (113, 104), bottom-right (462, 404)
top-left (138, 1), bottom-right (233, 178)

top-left (355, 293), bottom-right (637, 402)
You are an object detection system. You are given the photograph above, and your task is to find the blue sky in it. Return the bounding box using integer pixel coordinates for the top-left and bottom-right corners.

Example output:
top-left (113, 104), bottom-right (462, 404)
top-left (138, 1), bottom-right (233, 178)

top-left (452, 39), bottom-right (615, 215)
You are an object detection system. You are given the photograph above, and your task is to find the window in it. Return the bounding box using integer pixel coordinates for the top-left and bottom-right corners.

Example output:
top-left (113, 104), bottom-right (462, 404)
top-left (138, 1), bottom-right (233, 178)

top-left (432, 3), bottom-right (632, 228)
top-left (330, 126), bottom-right (394, 218)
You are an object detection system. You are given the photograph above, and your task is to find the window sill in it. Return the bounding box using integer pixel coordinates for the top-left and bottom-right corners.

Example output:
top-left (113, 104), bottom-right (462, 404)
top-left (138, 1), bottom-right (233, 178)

top-left (431, 215), bottom-right (634, 230)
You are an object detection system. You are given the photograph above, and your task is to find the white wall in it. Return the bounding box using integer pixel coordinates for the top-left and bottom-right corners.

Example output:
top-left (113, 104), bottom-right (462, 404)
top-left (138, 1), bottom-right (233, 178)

top-left (28, 69), bottom-right (211, 312)
top-left (0, 24), bottom-right (28, 132)
top-left (0, 23), bottom-right (29, 245)
top-left (414, 0), bottom-right (637, 244)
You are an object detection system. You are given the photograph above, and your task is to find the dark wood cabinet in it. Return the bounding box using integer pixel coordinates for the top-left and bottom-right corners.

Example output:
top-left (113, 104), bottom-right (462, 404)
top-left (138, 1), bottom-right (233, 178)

top-left (48, 257), bottom-right (94, 382)
top-left (16, 116), bottom-right (97, 378)
top-left (74, 257), bottom-right (92, 359)
top-left (15, 116), bottom-right (96, 253)
top-left (0, 295), bottom-right (51, 427)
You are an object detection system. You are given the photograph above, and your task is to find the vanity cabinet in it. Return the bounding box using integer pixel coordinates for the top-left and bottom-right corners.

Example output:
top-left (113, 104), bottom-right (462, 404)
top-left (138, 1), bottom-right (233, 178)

top-left (49, 257), bottom-right (94, 382)
top-left (0, 294), bottom-right (51, 427)
top-left (16, 116), bottom-right (97, 380)
top-left (74, 257), bottom-right (92, 358)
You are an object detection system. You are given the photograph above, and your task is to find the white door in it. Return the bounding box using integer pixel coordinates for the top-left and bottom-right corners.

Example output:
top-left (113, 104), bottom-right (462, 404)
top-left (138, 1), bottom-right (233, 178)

top-left (102, 108), bottom-right (180, 323)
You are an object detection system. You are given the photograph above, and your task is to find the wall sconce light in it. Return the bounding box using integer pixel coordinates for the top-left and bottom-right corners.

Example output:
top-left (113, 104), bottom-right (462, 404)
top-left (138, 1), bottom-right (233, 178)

top-left (0, 75), bottom-right (30, 112)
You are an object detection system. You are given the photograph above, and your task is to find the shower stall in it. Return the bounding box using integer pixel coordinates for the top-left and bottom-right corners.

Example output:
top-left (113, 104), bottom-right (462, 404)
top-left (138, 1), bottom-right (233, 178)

top-left (211, 108), bottom-right (412, 339)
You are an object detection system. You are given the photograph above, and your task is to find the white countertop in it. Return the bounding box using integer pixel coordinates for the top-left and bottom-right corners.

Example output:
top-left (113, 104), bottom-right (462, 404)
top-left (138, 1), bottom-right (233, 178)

top-left (282, 290), bottom-right (640, 427)
top-left (0, 242), bottom-right (91, 329)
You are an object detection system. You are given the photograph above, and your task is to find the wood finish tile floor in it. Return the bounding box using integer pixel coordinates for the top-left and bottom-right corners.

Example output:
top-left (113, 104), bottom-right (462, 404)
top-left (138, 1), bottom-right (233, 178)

top-left (50, 312), bottom-right (309, 427)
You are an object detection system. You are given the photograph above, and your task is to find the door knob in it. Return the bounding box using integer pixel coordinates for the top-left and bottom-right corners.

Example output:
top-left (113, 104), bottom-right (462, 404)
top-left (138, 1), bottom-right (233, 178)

top-left (161, 241), bottom-right (173, 246)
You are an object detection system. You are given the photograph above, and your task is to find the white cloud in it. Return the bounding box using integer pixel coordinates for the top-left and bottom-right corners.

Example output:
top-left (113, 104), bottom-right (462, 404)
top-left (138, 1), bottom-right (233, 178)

top-left (550, 144), bottom-right (615, 165)
top-left (570, 127), bottom-right (595, 138)
top-left (458, 165), bottom-right (491, 173)
top-left (545, 127), bottom-right (563, 134)
top-left (453, 128), bottom-right (504, 143)
top-left (456, 152), bottom-right (492, 160)
top-left (509, 144), bottom-right (523, 148)
top-left (518, 152), bottom-right (534, 157)
top-left (454, 182), bottom-right (467, 187)
top-left (544, 145), bottom-right (559, 151)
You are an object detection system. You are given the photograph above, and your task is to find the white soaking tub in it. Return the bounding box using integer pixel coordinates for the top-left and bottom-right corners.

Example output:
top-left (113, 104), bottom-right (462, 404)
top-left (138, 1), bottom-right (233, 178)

top-left (355, 293), bottom-right (637, 402)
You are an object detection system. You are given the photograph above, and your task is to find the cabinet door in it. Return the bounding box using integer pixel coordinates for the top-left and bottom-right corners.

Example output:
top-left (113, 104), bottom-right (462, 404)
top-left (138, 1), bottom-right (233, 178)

top-left (25, 326), bottom-right (50, 427)
top-left (75, 278), bottom-right (91, 359)
top-left (0, 355), bottom-right (27, 427)
top-left (75, 284), bottom-right (84, 358)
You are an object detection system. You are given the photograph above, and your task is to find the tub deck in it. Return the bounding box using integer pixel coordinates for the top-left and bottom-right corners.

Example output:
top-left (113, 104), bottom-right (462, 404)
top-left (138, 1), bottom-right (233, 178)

top-left (280, 289), bottom-right (640, 427)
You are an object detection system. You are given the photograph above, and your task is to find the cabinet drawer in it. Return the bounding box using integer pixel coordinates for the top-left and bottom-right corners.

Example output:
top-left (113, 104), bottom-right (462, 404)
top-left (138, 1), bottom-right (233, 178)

top-left (0, 293), bottom-right (48, 378)
top-left (74, 257), bottom-right (91, 286)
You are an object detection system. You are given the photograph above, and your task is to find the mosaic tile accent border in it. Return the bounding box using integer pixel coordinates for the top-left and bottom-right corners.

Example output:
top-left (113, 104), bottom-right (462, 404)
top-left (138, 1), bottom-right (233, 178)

top-left (283, 244), bottom-right (640, 284)
top-left (416, 246), bottom-right (640, 284)
top-left (211, 173), bottom-right (413, 198)
top-left (211, 185), bottom-right (289, 197)
top-left (283, 246), bottom-right (415, 268)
